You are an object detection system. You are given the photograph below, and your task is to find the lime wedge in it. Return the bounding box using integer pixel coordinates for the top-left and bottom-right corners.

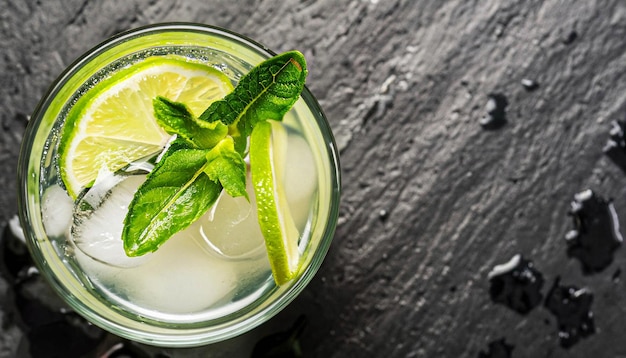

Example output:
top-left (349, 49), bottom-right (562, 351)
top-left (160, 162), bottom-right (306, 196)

top-left (250, 121), bottom-right (301, 285)
top-left (58, 56), bottom-right (233, 198)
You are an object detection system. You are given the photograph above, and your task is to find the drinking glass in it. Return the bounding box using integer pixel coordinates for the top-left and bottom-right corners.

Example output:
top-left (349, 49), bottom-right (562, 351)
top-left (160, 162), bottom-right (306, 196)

top-left (17, 23), bottom-right (340, 347)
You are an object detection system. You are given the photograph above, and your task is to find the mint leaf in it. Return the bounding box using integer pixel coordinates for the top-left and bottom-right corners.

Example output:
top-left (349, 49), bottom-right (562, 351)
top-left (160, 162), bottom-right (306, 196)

top-left (204, 136), bottom-right (248, 200)
top-left (199, 50), bottom-right (307, 144)
top-left (122, 51), bottom-right (308, 258)
top-left (153, 96), bottom-right (227, 149)
top-left (122, 140), bottom-right (221, 256)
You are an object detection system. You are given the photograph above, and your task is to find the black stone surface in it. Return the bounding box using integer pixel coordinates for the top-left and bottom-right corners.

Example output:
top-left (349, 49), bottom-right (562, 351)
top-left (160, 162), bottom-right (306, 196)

top-left (478, 338), bottom-right (514, 358)
top-left (2, 1), bottom-right (626, 357)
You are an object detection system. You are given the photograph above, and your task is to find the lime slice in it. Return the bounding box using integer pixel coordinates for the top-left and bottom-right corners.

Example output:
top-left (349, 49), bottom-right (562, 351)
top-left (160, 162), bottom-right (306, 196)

top-left (250, 121), bottom-right (301, 285)
top-left (59, 56), bottom-right (233, 198)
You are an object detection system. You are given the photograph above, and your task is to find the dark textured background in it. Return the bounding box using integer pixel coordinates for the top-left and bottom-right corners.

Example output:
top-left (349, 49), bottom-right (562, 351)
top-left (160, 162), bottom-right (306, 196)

top-left (2, 0), bottom-right (626, 357)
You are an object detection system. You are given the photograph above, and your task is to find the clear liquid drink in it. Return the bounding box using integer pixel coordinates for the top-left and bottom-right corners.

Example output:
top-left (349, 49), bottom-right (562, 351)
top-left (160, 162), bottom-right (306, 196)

top-left (18, 24), bottom-right (340, 347)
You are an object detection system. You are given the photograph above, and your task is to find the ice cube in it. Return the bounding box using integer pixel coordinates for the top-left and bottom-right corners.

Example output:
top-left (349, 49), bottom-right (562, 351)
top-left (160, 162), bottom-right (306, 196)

top-left (71, 174), bottom-right (151, 268)
top-left (41, 185), bottom-right (74, 238)
top-left (193, 180), bottom-right (266, 260)
top-left (109, 233), bottom-right (238, 314)
top-left (73, 217), bottom-right (240, 314)
top-left (194, 132), bottom-right (318, 259)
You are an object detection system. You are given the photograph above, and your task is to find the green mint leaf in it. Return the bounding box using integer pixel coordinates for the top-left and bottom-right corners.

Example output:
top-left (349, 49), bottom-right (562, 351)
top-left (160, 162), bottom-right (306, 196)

top-left (204, 136), bottom-right (249, 200)
top-left (122, 51), bottom-right (309, 259)
top-left (153, 96), bottom-right (227, 149)
top-left (198, 50), bottom-right (307, 141)
top-left (122, 140), bottom-right (221, 256)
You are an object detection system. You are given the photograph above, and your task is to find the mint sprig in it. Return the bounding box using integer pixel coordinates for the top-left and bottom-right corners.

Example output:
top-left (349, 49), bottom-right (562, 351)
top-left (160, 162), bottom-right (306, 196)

top-left (122, 139), bottom-right (222, 256)
top-left (122, 51), bottom-right (307, 256)
top-left (200, 50), bottom-right (307, 153)
top-left (204, 136), bottom-right (248, 200)
top-left (153, 96), bottom-right (228, 149)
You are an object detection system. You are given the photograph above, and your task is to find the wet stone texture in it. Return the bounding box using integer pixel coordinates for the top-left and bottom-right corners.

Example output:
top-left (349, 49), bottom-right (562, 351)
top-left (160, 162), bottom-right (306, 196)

top-left (2, 0), bottom-right (626, 357)
top-left (477, 338), bottom-right (514, 358)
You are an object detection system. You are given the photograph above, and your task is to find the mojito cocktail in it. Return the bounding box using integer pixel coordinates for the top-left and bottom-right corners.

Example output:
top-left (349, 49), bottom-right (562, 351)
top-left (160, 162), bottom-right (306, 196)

top-left (17, 23), bottom-right (340, 347)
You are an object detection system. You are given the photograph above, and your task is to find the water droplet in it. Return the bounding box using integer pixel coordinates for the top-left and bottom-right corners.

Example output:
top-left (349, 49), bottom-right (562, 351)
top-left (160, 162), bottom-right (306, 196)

top-left (612, 267), bottom-right (621, 283)
top-left (488, 254), bottom-right (544, 314)
top-left (544, 277), bottom-right (595, 348)
top-left (562, 30), bottom-right (578, 45)
top-left (565, 189), bottom-right (622, 274)
top-left (480, 93), bottom-right (508, 130)
top-left (521, 78), bottom-right (539, 91)
top-left (603, 118), bottom-right (626, 172)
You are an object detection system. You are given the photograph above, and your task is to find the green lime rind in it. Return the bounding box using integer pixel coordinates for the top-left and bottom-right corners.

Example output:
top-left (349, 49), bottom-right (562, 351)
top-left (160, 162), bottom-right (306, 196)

top-left (58, 56), bottom-right (233, 199)
top-left (250, 121), bottom-right (301, 285)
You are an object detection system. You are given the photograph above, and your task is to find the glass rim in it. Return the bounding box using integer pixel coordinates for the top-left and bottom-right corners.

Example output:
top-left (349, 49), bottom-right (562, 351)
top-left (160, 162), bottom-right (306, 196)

top-left (17, 22), bottom-right (341, 347)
